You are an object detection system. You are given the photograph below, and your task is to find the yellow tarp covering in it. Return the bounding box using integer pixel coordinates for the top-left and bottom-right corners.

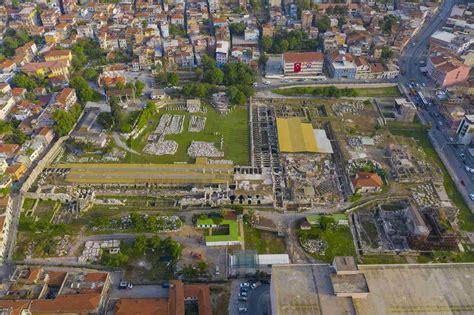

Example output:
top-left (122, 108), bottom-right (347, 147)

top-left (276, 117), bottom-right (318, 152)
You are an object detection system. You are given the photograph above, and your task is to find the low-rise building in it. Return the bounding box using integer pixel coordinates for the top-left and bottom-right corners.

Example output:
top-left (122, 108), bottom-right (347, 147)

top-left (326, 52), bottom-right (357, 79)
top-left (426, 55), bottom-right (471, 87)
top-left (282, 52), bottom-right (324, 77)
top-left (43, 49), bottom-right (73, 62)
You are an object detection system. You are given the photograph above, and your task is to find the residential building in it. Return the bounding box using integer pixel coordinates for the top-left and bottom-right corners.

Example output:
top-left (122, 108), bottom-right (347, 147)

top-left (282, 52), bottom-right (324, 77)
top-left (301, 10), bottom-right (313, 29)
top-left (430, 31), bottom-right (473, 55)
top-left (0, 94), bottom-right (15, 120)
top-left (354, 56), bottom-right (370, 80)
top-left (426, 56), bottom-right (471, 87)
top-left (0, 59), bottom-right (17, 73)
top-left (43, 49), bottom-right (73, 62)
top-left (114, 280), bottom-right (211, 315)
top-left (216, 40), bottom-right (230, 66)
top-left (0, 196), bottom-right (12, 263)
top-left (22, 60), bottom-right (70, 79)
top-left (326, 52), bottom-right (357, 79)
top-left (0, 269), bottom-right (111, 314)
top-left (456, 114), bottom-right (474, 145)
top-left (55, 88), bottom-right (77, 109)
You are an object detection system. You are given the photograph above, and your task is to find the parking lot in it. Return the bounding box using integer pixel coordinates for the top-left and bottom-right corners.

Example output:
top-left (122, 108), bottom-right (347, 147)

top-left (228, 280), bottom-right (271, 315)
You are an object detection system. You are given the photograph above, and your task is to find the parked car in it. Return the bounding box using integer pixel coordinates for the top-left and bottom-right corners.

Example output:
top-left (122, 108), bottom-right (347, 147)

top-left (162, 282), bottom-right (170, 288)
top-left (119, 282), bottom-right (128, 290)
top-left (239, 292), bottom-right (248, 297)
top-left (238, 297), bottom-right (248, 301)
top-left (461, 180), bottom-right (466, 187)
top-left (240, 282), bottom-right (250, 288)
top-left (240, 287), bottom-right (249, 292)
top-left (238, 307), bottom-right (248, 313)
top-left (469, 194), bottom-right (474, 201)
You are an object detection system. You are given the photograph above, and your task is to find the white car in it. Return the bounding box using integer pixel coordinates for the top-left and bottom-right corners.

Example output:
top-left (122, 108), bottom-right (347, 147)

top-left (470, 194), bottom-right (474, 201)
top-left (240, 282), bottom-right (250, 288)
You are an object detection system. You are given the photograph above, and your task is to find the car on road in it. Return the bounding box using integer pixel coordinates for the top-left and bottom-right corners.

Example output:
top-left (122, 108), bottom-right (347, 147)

top-left (460, 153), bottom-right (466, 160)
top-left (238, 307), bottom-right (248, 313)
top-left (461, 180), bottom-right (466, 187)
top-left (239, 292), bottom-right (248, 297)
top-left (238, 297), bottom-right (248, 301)
top-left (469, 194), bottom-right (474, 201)
top-left (240, 287), bottom-right (249, 292)
top-left (240, 282), bottom-right (250, 288)
top-left (119, 282), bottom-right (128, 289)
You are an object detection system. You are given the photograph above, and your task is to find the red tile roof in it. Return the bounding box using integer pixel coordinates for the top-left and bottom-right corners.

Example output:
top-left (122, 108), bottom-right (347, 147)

top-left (114, 298), bottom-right (169, 315)
top-left (283, 52), bottom-right (324, 63)
top-left (352, 172), bottom-right (383, 188)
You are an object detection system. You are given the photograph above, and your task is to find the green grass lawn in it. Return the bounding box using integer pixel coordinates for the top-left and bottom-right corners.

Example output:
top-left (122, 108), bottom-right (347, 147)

top-left (244, 224), bottom-right (287, 254)
top-left (388, 122), bottom-right (474, 232)
top-left (299, 225), bottom-right (356, 262)
top-left (355, 86), bottom-right (402, 97)
top-left (22, 198), bottom-right (36, 211)
top-left (127, 104), bottom-right (250, 165)
top-left (34, 200), bottom-right (59, 222)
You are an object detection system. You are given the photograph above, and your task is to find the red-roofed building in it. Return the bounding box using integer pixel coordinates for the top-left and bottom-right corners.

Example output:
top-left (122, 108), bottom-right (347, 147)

top-left (55, 88), bottom-right (77, 109)
top-left (426, 55), bottom-right (471, 87)
top-left (0, 59), bottom-right (17, 73)
top-left (113, 280), bottom-right (212, 315)
top-left (351, 172), bottom-right (383, 193)
top-left (282, 52), bottom-right (324, 77)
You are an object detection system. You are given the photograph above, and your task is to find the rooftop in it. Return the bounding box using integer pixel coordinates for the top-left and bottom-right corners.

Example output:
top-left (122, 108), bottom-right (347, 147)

top-left (283, 52), bottom-right (324, 63)
top-left (276, 118), bottom-right (332, 153)
top-left (271, 263), bottom-right (474, 315)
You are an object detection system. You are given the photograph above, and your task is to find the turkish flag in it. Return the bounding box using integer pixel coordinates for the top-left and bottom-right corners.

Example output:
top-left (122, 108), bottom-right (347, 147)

top-left (294, 63), bottom-right (301, 73)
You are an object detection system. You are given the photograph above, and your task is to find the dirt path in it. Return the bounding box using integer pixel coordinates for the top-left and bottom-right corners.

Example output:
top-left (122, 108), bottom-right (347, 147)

top-left (112, 132), bottom-right (141, 155)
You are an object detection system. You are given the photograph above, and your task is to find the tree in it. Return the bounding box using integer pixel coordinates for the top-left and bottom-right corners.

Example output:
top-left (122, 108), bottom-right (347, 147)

top-left (261, 36), bottom-right (273, 52)
top-left (259, 53), bottom-right (269, 66)
top-left (134, 235), bottom-right (148, 253)
top-left (11, 74), bottom-right (37, 91)
top-left (316, 16), bottom-right (331, 33)
top-left (338, 16), bottom-right (346, 28)
top-left (145, 215), bottom-right (158, 232)
top-left (97, 112), bottom-right (114, 130)
top-left (229, 22), bottom-right (246, 35)
top-left (102, 251), bottom-right (129, 267)
top-left (227, 86), bottom-right (246, 105)
top-left (319, 216), bottom-right (336, 231)
top-left (149, 235), bottom-right (161, 250)
top-left (203, 68), bottom-right (224, 85)
top-left (83, 68), bottom-right (98, 81)
top-left (134, 80), bottom-right (145, 96)
top-left (383, 15), bottom-right (397, 34)
top-left (70, 76), bottom-right (99, 103)
top-left (201, 54), bottom-right (217, 70)
top-left (381, 46), bottom-right (394, 61)
top-left (52, 104), bottom-right (82, 137)
top-left (167, 72), bottom-right (179, 86)
top-left (5, 129), bottom-right (27, 145)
